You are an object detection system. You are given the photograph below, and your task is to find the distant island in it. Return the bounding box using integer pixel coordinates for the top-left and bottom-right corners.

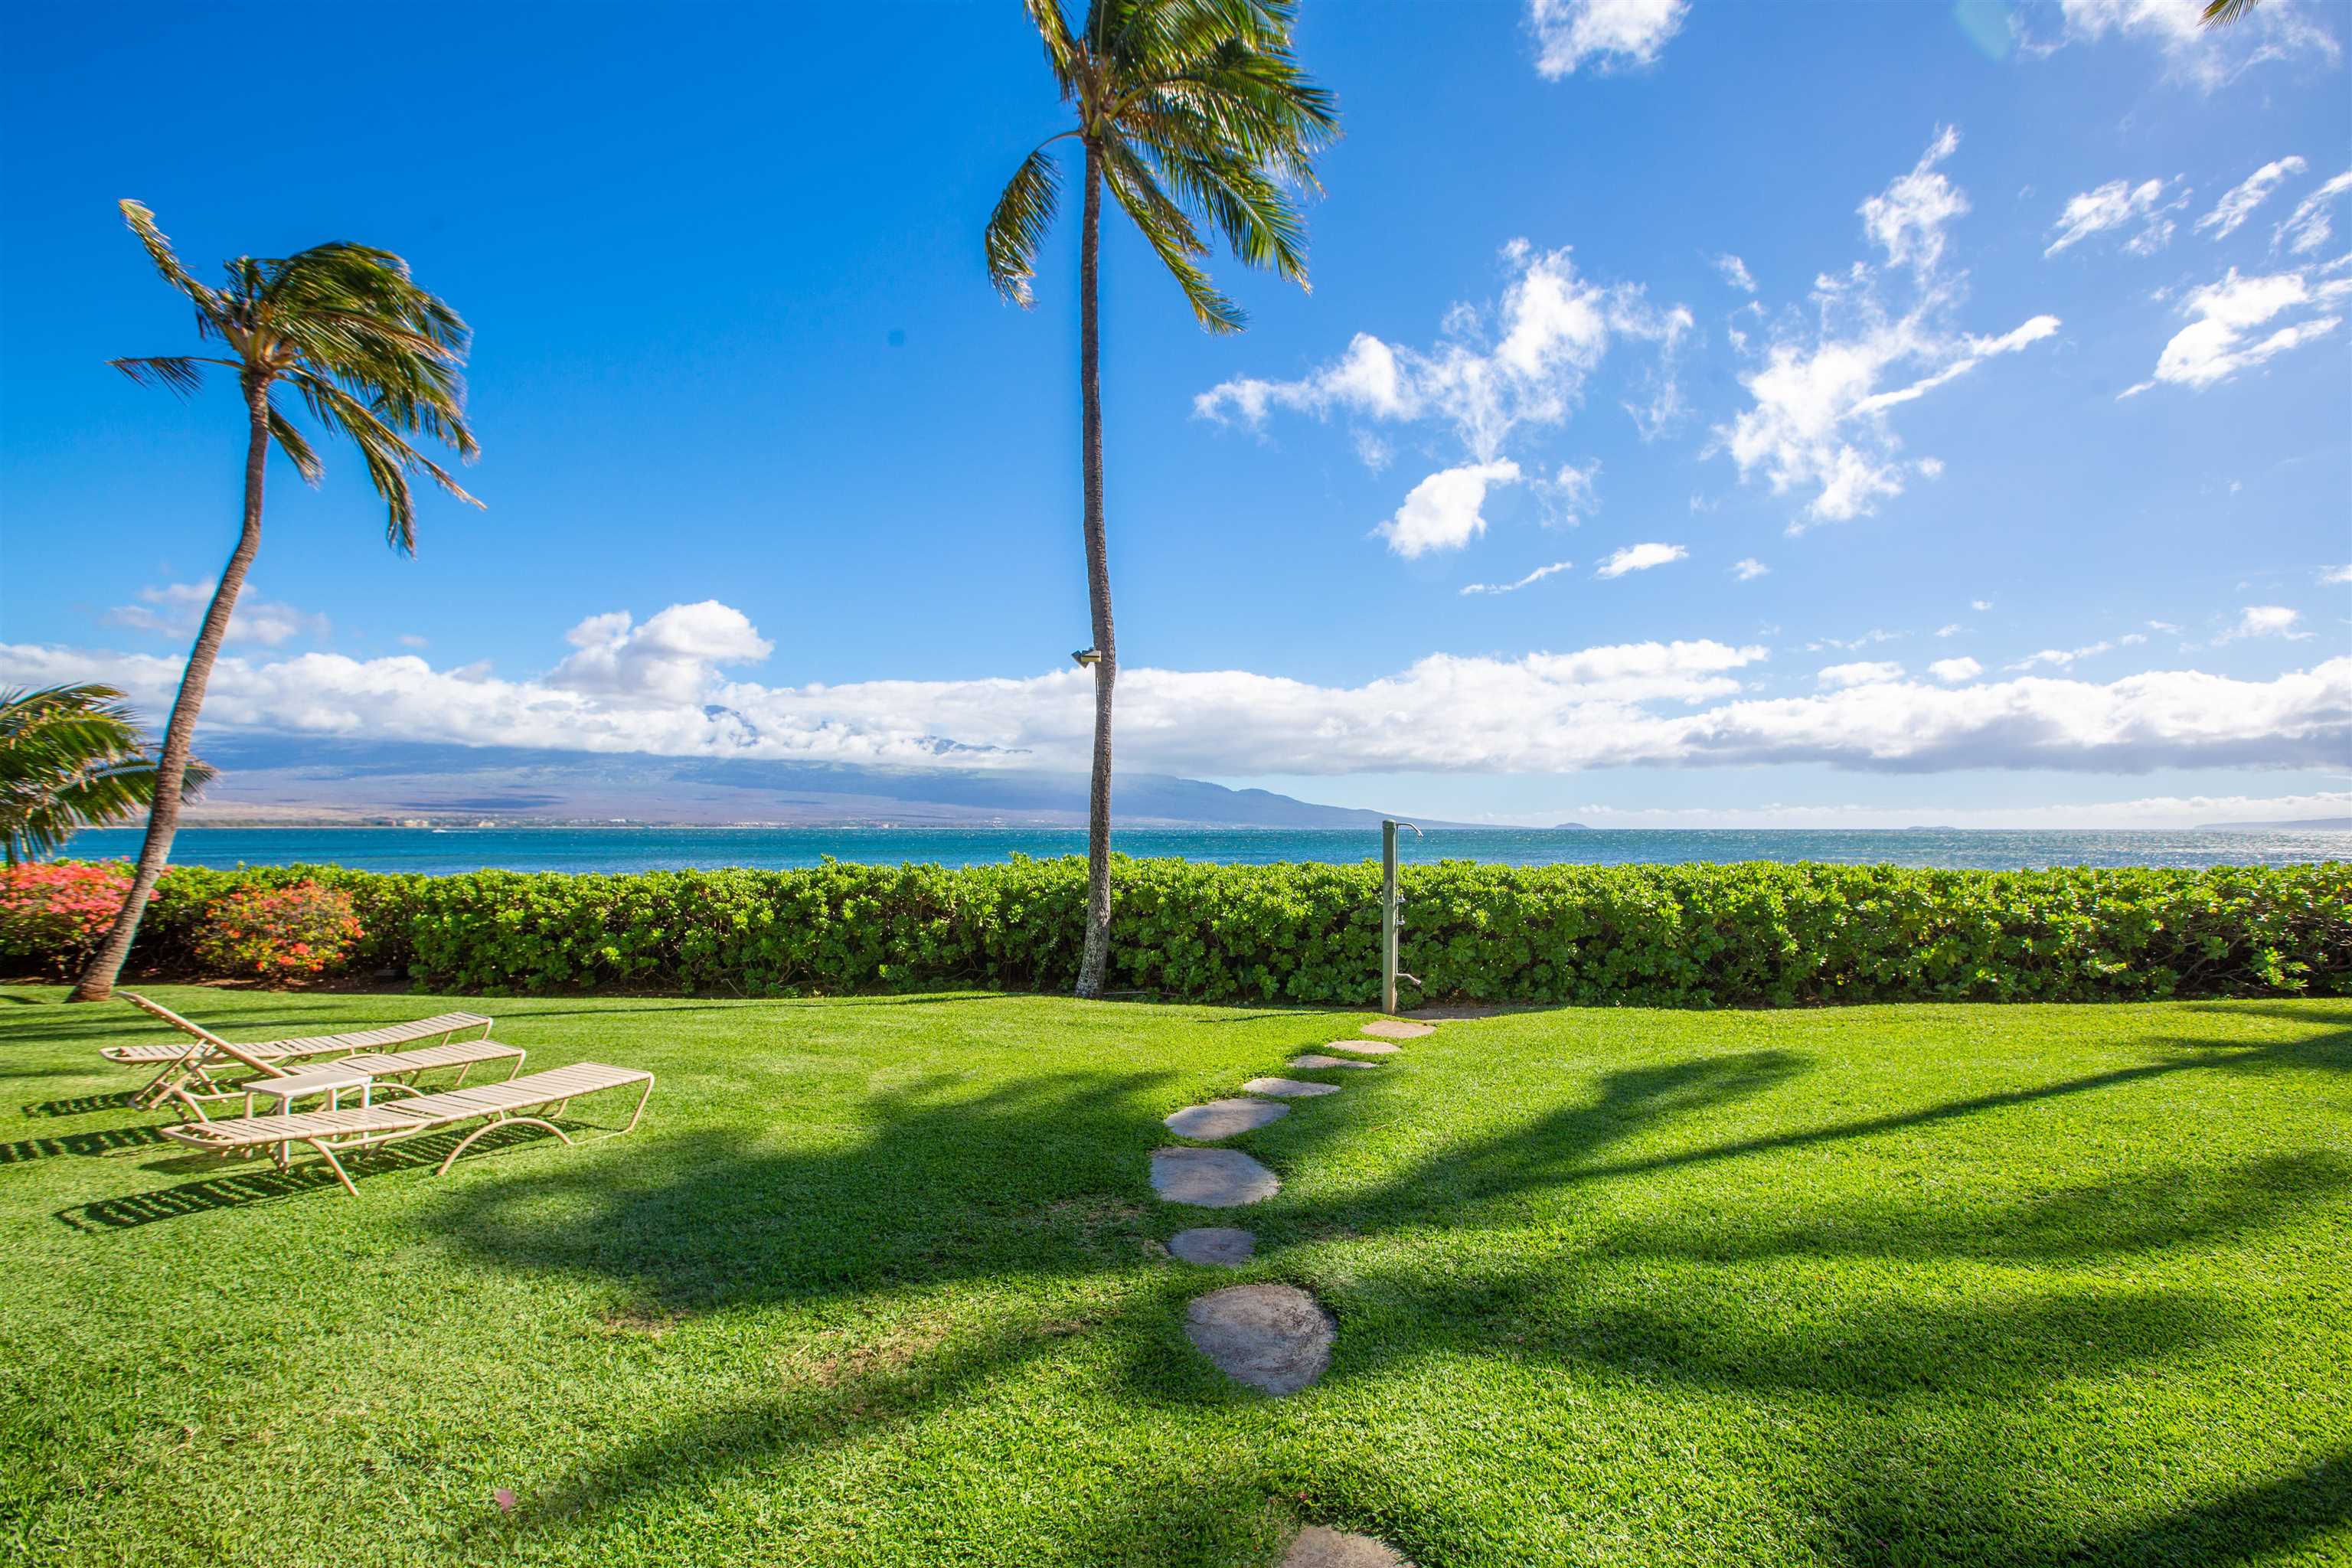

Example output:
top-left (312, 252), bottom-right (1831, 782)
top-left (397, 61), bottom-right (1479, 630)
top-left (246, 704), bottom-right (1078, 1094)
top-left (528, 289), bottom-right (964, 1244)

top-left (2197, 817), bottom-right (2352, 832)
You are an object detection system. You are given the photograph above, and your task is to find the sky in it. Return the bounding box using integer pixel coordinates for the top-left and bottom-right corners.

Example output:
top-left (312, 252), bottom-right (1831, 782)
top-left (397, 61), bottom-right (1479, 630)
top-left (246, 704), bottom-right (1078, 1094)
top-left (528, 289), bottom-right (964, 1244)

top-left (2, 0), bottom-right (2348, 828)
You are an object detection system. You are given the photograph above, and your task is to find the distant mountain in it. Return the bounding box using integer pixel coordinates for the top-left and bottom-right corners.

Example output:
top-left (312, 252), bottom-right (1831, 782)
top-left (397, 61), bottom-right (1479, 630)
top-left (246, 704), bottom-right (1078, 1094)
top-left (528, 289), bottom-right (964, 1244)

top-left (2197, 816), bottom-right (2352, 832)
top-left (1550, 822), bottom-right (1592, 829)
top-left (178, 737), bottom-right (1481, 830)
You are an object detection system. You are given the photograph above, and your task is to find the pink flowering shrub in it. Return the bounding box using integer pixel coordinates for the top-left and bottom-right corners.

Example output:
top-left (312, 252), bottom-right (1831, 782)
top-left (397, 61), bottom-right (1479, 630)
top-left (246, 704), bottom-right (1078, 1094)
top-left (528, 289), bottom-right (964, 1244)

top-left (0, 862), bottom-right (132, 975)
top-left (191, 880), bottom-right (363, 981)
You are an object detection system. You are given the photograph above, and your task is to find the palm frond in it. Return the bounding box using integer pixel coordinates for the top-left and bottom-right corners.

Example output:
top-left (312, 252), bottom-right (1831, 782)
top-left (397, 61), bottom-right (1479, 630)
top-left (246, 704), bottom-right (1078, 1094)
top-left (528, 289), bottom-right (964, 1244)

top-left (2201, 0), bottom-right (2260, 22)
top-left (289, 369), bottom-right (483, 552)
top-left (266, 403), bottom-right (325, 485)
top-left (116, 201), bottom-right (223, 325)
top-left (987, 143), bottom-right (1067, 306)
top-left (0, 684), bottom-right (201, 864)
top-left (106, 355), bottom-right (217, 398)
top-left (1101, 138), bottom-right (1245, 332)
top-left (1024, 0), bottom-right (1083, 91)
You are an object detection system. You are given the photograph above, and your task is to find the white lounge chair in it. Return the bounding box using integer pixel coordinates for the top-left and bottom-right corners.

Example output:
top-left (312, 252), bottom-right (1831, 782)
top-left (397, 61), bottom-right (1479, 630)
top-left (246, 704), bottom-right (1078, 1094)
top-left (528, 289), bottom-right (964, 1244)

top-left (106, 992), bottom-right (508, 1116)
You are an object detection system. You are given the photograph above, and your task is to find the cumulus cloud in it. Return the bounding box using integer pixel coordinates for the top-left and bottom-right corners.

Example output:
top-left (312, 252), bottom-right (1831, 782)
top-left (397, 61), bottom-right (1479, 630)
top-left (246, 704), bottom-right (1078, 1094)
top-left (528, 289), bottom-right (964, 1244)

top-left (2198, 155), bottom-right (2307, 239)
top-left (2008, 640), bottom-right (2117, 671)
top-left (2215, 604), bottom-right (2310, 642)
top-left (1462, 560), bottom-right (1576, 596)
top-left (2044, 177), bottom-right (2184, 256)
top-left (10, 612), bottom-right (2347, 778)
top-left (1717, 129), bottom-right (2061, 529)
top-left (1540, 789), bottom-right (2352, 831)
top-left (548, 601), bottom-right (775, 703)
top-left (105, 581), bottom-right (330, 648)
top-left (1596, 542), bottom-right (1688, 578)
top-left (1198, 241), bottom-right (1690, 466)
top-left (1530, 0), bottom-right (1690, 77)
top-left (2274, 169), bottom-right (2352, 256)
top-left (2047, 0), bottom-right (2341, 90)
top-left (2323, 564), bottom-right (2352, 586)
top-left (1715, 253), bottom-right (1758, 292)
top-left (1377, 460), bottom-right (1524, 558)
top-left (1860, 126), bottom-right (1969, 276)
top-left (1730, 558), bottom-right (1769, 581)
top-left (2120, 266), bottom-right (2350, 395)
top-left (1929, 656), bottom-right (1984, 683)
top-left (1819, 661), bottom-right (1905, 688)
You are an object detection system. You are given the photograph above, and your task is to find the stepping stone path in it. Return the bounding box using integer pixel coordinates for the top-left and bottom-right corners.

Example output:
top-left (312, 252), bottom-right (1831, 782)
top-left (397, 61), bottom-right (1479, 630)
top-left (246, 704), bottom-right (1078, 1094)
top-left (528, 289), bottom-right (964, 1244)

top-left (1241, 1076), bottom-right (1342, 1099)
top-left (1321, 1039), bottom-right (1400, 1057)
top-left (1289, 1054), bottom-right (1380, 1070)
top-left (1151, 1146), bottom-right (1281, 1208)
top-left (1359, 1019), bottom-right (1435, 1040)
top-left (1282, 1526), bottom-right (1416, 1567)
top-left (1184, 1284), bottom-right (1334, 1395)
top-left (1166, 1097), bottom-right (1290, 1139)
top-left (1168, 1226), bottom-right (1256, 1266)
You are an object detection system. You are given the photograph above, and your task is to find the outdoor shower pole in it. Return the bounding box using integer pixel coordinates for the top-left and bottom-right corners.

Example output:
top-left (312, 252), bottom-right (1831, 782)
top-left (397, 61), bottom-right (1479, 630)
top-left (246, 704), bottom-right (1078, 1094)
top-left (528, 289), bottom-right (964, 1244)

top-left (1381, 820), bottom-right (1399, 1014)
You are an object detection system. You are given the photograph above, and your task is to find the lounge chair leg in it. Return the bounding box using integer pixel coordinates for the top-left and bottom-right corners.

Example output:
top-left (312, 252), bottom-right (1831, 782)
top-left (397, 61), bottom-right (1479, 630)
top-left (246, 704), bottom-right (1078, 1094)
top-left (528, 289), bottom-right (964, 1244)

top-left (618, 1075), bottom-right (655, 1137)
top-left (307, 1139), bottom-right (360, 1197)
top-left (504, 1051), bottom-right (526, 1083)
top-left (453, 1062), bottom-right (473, 1089)
top-left (436, 1115), bottom-right (572, 1177)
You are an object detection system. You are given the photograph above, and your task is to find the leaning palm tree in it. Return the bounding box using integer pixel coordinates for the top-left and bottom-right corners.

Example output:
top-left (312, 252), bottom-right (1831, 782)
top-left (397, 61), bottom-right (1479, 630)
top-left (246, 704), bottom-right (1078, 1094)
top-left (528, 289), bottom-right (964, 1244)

top-left (987, 0), bottom-right (1335, 998)
top-left (67, 202), bottom-right (480, 1001)
top-left (0, 684), bottom-right (213, 866)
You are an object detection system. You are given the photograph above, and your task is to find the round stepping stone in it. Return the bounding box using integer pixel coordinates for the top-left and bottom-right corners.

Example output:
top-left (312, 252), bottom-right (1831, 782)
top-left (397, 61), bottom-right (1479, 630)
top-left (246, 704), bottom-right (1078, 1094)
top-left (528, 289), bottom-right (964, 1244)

top-left (1242, 1076), bottom-right (1342, 1099)
top-left (1361, 1018), bottom-right (1435, 1039)
top-left (1151, 1147), bottom-right (1279, 1208)
top-left (1282, 1525), bottom-right (1415, 1567)
top-left (1321, 1038), bottom-right (1400, 1057)
top-left (1289, 1054), bottom-right (1380, 1070)
top-left (1184, 1283), bottom-right (1334, 1395)
top-left (1168, 1227), bottom-right (1256, 1266)
top-left (1165, 1097), bottom-right (1289, 1139)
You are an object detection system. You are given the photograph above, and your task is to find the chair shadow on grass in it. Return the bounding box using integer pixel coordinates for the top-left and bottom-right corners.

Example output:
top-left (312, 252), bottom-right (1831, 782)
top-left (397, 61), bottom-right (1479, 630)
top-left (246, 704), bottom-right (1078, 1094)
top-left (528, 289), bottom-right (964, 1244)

top-left (403, 1014), bottom-right (2352, 1561)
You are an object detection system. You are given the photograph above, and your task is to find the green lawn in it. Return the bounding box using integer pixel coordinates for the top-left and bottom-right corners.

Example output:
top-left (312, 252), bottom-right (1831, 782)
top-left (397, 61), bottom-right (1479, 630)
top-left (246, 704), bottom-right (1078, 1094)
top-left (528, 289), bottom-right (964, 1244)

top-left (2, 986), bottom-right (2346, 1566)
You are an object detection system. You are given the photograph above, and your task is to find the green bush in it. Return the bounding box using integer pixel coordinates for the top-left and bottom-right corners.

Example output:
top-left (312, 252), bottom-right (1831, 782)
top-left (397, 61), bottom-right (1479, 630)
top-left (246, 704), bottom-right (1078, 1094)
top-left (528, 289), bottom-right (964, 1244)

top-left (9, 857), bottom-right (2344, 1005)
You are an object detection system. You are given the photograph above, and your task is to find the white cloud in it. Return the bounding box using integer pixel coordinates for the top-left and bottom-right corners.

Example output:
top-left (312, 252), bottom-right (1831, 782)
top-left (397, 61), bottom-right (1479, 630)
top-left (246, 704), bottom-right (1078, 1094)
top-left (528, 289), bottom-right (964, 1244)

top-left (548, 600), bottom-right (775, 703)
top-left (2043, 177), bottom-right (2182, 256)
top-left (2197, 155), bottom-right (2307, 239)
top-left (2322, 564), bottom-right (2352, 586)
top-left (1936, 623), bottom-right (1965, 638)
top-left (1971, 599), bottom-right (1994, 611)
top-left (2008, 640), bottom-right (2116, 670)
top-left (1377, 460), bottom-right (1523, 558)
top-left (1730, 557), bottom-right (1769, 580)
top-left (2275, 170), bottom-right (2352, 256)
top-left (2048, 0), bottom-right (2341, 90)
top-left (1530, 0), bottom-right (1690, 77)
top-left (1596, 541), bottom-right (1688, 578)
top-left (1819, 661), bottom-right (1905, 688)
top-left (1860, 126), bottom-right (1968, 276)
top-left (1714, 253), bottom-right (1758, 293)
top-left (1197, 241), bottom-right (1691, 466)
top-left (1808, 629), bottom-right (1902, 652)
top-left (1544, 459), bottom-right (1602, 523)
top-left (11, 614), bottom-right (2349, 777)
top-left (2120, 266), bottom-right (2351, 395)
top-left (1717, 128), bottom-right (2060, 529)
top-left (1929, 656), bottom-right (1984, 684)
top-left (1462, 560), bottom-right (1576, 596)
top-left (397, 634), bottom-right (430, 650)
top-left (1534, 789), bottom-right (2352, 831)
top-left (2215, 604), bottom-right (2311, 642)
top-left (104, 581), bottom-right (330, 648)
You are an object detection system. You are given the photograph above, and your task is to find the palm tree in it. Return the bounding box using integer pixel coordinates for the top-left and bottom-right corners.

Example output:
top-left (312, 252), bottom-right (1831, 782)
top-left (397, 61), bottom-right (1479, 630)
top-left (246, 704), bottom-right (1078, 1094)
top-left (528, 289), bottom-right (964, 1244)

top-left (986, 0), bottom-right (1336, 998)
top-left (0, 684), bottom-right (213, 866)
top-left (67, 202), bottom-right (481, 1001)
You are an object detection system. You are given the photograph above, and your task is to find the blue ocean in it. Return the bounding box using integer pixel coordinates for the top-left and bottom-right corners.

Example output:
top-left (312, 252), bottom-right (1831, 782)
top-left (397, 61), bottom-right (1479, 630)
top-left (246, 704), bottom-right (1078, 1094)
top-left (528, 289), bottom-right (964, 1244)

top-left (57, 825), bottom-right (2350, 874)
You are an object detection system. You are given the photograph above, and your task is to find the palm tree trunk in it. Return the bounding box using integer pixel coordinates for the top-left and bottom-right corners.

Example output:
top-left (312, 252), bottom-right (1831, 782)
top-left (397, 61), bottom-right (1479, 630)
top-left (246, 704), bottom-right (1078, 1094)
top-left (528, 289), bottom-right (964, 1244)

top-left (68, 376), bottom-right (271, 1001)
top-left (1074, 140), bottom-right (1116, 1001)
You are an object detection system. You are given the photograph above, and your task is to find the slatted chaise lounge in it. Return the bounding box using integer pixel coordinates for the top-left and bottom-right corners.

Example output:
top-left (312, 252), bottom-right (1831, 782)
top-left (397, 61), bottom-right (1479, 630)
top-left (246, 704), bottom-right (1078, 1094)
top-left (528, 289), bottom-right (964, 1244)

top-left (159, 1061), bottom-right (656, 1195)
top-left (105, 992), bottom-right (511, 1116)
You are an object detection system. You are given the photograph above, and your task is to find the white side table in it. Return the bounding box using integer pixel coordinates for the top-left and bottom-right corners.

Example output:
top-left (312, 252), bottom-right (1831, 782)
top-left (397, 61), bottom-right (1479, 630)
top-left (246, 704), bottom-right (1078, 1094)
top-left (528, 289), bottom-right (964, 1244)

top-left (245, 1066), bottom-right (374, 1120)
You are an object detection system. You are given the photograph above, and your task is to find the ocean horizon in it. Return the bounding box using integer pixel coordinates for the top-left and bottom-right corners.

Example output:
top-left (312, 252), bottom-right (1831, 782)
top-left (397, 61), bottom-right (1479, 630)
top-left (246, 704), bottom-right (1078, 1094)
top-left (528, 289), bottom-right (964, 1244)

top-left (55, 824), bottom-right (2352, 875)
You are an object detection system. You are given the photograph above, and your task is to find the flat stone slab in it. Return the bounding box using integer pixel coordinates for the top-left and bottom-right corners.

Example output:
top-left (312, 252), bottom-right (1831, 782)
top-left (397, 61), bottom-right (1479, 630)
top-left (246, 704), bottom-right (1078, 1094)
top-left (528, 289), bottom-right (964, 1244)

top-left (1168, 1227), bottom-right (1256, 1266)
top-left (1282, 1526), bottom-right (1415, 1567)
top-left (1151, 1147), bottom-right (1280, 1208)
top-left (1360, 1019), bottom-right (1436, 1039)
top-left (1242, 1076), bottom-right (1342, 1099)
top-left (1322, 1038), bottom-right (1400, 1057)
top-left (1165, 1097), bottom-right (1289, 1139)
top-left (1289, 1054), bottom-right (1380, 1070)
top-left (1185, 1283), bottom-right (1334, 1395)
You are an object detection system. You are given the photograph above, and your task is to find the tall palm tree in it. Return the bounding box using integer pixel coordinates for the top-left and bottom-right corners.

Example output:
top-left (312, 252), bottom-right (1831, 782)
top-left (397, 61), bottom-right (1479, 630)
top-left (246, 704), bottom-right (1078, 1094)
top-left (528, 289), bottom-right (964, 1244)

top-left (0, 684), bottom-right (213, 866)
top-left (67, 202), bottom-right (480, 1001)
top-left (986, 0), bottom-right (1335, 998)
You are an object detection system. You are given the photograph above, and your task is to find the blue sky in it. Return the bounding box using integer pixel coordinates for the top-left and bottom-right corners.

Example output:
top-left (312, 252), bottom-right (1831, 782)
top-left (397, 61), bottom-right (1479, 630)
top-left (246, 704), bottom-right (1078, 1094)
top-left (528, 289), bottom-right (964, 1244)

top-left (2, 0), bottom-right (2347, 826)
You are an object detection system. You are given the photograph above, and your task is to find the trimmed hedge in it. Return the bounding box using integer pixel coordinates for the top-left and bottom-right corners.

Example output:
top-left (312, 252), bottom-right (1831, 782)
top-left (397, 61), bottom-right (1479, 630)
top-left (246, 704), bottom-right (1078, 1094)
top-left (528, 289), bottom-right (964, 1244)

top-left (13, 856), bottom-right (2347, 1006)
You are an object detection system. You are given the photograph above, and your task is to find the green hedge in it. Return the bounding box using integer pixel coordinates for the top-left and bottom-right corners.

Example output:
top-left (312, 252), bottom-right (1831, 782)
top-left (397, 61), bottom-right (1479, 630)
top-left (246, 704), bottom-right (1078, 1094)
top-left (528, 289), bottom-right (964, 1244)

top-left (18, 856), bottom-right (2348, 1006)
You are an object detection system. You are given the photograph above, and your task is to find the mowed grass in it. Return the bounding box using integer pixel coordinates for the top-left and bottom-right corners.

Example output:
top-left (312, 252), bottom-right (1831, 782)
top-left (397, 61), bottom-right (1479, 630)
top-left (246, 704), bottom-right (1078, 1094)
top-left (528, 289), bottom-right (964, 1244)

top-left (1, 986), bottom-right (2347, 1567)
